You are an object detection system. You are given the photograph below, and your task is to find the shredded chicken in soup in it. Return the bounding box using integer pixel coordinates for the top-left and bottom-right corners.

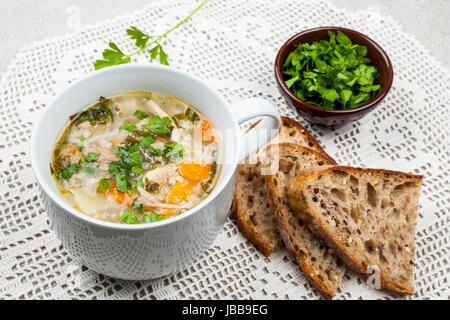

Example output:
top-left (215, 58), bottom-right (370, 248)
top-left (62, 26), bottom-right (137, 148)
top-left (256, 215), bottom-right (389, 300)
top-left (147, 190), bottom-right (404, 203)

top-left (51, 91), bottom-right (221, 224)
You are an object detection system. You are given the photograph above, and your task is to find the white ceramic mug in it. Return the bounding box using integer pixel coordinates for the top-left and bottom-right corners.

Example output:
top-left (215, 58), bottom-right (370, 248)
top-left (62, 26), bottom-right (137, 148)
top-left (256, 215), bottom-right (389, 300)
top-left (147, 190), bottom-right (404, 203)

top-left (31, 64), bottom-right (280, 280)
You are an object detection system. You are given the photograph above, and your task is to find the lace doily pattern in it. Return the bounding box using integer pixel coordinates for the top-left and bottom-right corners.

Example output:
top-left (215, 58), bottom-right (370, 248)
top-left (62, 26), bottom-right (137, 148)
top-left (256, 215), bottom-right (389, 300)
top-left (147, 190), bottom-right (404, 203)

top-left (0, 0), bottom-right (448, 299)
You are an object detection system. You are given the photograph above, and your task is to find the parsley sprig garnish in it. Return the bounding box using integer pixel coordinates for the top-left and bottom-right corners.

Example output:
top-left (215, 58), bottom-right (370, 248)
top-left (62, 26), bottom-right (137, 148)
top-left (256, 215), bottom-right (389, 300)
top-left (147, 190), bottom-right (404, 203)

top-left (94, 0), bottom-right (209, 70)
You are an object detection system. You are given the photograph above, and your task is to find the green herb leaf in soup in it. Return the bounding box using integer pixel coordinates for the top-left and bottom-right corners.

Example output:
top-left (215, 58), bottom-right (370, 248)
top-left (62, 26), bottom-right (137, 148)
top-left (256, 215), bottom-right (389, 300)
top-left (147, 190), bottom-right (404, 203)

top-left (97, 178), bottom-right (112, 192)
top-left (83, 167), bottom-right (96, 175)
top-left (147, 147), bottom-right (162, 157)
top-left (174, 107), bottom-right (200, 124)
top-left (142, 116), bottom-right (172, 135)
top-left (120, 209), bottom-right (139, 224)
top-left (119, 122), bottom-right (137, 133)
top-left (138, 136), bottom-right (156, 148)
top-left (57, 164), bottom-right (80, 179)
top-left (86, 152), bottom-right (100, 163)
top-left (163, 142), bottom-right (184, 162)
top-left (115, 172), bottom-right (129, 193)
top-left (75, 97), bottom-right (114, 125)
top-left (132, 202), bottom-right (144, 213)
top-left (185, 108), bottom-right (200, 122)
top-left (144, 213), bottom-right (164, 223)
top-left (133, 109), bottom-right (150, 120)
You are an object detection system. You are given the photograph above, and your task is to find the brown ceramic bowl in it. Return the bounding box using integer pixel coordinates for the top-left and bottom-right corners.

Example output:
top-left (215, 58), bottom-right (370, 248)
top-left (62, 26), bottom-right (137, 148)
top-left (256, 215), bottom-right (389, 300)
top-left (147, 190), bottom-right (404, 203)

top-left (275, 26), bottom-right (393, 126)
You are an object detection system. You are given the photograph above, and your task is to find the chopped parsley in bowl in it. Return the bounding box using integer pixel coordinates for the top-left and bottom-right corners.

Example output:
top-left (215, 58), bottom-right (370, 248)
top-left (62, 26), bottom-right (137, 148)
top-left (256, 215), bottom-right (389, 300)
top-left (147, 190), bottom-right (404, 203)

top-left (282, 31), bottom-right (381, 110)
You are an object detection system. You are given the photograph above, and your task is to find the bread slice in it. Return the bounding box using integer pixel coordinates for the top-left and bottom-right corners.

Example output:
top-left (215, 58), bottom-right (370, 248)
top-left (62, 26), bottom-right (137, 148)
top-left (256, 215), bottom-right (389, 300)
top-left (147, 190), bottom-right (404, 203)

top-left (265, 144), bottom-right (345, 299)
top-left (277, 117), bottom-right (328, 156)
top-left (234, 117), bottom-right (331, 256)
top-left (288, 166), bottom-right (423, 295)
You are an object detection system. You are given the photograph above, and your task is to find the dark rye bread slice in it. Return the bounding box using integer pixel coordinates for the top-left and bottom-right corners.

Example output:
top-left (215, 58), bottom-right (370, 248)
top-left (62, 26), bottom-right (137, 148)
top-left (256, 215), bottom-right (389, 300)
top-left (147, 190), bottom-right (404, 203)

top-left (265, 144), bottom-right (345, 299)
top-left (233, 117), bottom-right (332, 256)
top-left (288, 166), bottom-right (423, 295)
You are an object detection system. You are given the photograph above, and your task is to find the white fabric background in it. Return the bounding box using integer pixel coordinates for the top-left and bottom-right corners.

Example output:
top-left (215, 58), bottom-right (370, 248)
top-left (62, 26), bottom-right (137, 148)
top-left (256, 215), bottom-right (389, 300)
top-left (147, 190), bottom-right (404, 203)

top-left (0, 0), bottom-right (448, 300)
top-left (1, 0), bottom-right (449, 74)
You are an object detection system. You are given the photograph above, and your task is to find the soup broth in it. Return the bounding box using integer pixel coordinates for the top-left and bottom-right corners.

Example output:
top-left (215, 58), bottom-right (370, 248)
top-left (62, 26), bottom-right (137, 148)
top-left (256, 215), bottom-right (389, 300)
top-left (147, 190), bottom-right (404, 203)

top-left (52, 91), bottom-right (221, 224)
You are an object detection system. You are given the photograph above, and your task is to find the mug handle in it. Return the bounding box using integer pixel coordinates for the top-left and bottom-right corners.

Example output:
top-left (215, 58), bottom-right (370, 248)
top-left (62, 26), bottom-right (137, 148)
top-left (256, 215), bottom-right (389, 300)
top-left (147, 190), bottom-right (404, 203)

top-left (229, 98), bottom-right (281, 162)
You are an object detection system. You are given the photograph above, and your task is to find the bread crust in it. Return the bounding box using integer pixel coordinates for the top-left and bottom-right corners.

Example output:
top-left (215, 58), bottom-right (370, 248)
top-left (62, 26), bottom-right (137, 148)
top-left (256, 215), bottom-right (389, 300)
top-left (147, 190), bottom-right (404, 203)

top-left (234, 200), bottom-right (274, 257)
top-left (279, 117), bottom-right (329, 157)
top-left (288, 166), bottom-right (423, 296)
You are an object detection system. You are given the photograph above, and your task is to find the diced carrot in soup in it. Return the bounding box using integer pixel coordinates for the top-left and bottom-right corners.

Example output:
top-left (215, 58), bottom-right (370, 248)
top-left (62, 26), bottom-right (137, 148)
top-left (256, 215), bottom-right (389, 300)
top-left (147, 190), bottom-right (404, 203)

top-left (111, 138), bottom-right (123, 146)
top-left (111, 188), bottom-right (132, 205)
top-left (167, 181), bottom-right (193, 203)
top-left (179, 163), bottom-right (211, 182)
top-left (160, 208), bottom-right (178, 219)
top-left (97, 179), bottom-right (132, 205)
top-left (200, 119), bottom-right (216, 142)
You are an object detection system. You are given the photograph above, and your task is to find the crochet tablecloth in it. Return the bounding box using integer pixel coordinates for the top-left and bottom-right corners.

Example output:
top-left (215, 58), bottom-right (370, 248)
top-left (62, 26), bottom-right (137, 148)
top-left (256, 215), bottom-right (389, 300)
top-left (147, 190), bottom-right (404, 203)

top-left (0, 0), bottom-right (448, 299)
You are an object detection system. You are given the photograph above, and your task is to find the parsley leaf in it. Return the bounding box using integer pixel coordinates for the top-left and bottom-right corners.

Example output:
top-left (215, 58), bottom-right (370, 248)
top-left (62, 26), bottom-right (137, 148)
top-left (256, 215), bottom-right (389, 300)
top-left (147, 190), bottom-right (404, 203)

top-left (119, 121), bottom-right (137, 133)
top-left (148, 44), bottom-right (169, 65)
top-left (132, 166), bottom-right (144, 174)
top-left (157, 45), bottom-right (169, 66)
top-left (142, 116), bottom-right (172, 135)
top-left (144, 213), bottom-right (164, 223)
top-left (84, 167), bottom-right (96, 175)
top-left (76, 97), bottom-right (114, 125)
top-left (109, 161), bottom-right (129, 175)
top-left (132, 202), bottom-right (144, 213)
top-left (117, 145), bottom-right (142, 168)
top-left (57, 164), bottom-right (80, 179)
top-left (184, 108), bottom-right (200, 123)
top-left (94, 42), bottom-right (131, 70)
top-left (109, 143), bottom-right (145, 194)
top-left (115, 172), bottom-right (128, 193)
top-left (133, 109), bottom-right (150, 120)
top-left (97, 178), bottom-right (112, 192)
top-left (147, 147), bottom-right (162, 157)
top-left (86, 152), bottom-right (100, 163)
top-left (336, 31), bottom-right (352, 47)
top-left (285, 76), bottom-right (299, 88)
top-left (120, 209), bottom-right (139, 224)
top-left (138, 136), bottom-right (156, 148)
top-left (126, 27), bottom-right (151, 49)
top-left (135, 130), bottom-right (151, 137)
top-left (163, 142), bottom-right (183, 162)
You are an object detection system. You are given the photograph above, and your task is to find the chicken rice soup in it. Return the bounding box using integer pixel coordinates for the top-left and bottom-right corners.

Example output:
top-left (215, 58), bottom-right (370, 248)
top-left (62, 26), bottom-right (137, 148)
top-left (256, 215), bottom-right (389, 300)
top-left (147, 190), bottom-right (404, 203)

top-left (51, 91), bottom-right (221, 224)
